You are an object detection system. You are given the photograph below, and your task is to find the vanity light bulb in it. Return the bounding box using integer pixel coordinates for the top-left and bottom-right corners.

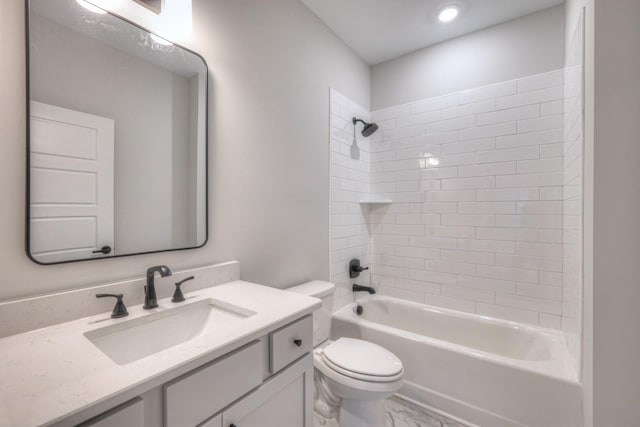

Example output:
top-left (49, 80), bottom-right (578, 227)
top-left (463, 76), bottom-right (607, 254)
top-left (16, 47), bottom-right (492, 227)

top-left (150, 34), bottom-right (173, 46)
top-left (438, 6), bottom-right (459, 23)
top-left (76, 0), bottom-right (107, 14)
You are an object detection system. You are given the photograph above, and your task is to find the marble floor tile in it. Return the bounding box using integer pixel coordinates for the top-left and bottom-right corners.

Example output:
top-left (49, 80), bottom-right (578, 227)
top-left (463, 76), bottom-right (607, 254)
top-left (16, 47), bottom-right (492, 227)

top-left (384, 396), bottom-right (471, 427)
top-left (313, 396), bottom-right (471, 427)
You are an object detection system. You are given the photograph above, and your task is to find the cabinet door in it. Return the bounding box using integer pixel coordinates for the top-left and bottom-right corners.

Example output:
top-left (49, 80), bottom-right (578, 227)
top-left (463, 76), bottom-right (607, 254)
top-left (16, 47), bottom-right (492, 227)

top-left (78, 398), bottom-right (143, 427)
top-left (222, 354), bottom-right (313, 427)
top-left (164, 341), bottom-right (264, 427)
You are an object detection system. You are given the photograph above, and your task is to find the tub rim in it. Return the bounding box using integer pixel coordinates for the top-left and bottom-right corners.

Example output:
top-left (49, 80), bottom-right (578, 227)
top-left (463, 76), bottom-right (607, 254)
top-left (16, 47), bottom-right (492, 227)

top-left (333, 296), bottom-right (580, 384)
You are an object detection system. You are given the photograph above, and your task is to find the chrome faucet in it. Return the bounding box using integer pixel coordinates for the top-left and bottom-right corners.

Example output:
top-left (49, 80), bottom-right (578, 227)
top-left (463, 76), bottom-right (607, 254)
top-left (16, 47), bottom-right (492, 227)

top-left (144, 265), bottom-right (172, 309)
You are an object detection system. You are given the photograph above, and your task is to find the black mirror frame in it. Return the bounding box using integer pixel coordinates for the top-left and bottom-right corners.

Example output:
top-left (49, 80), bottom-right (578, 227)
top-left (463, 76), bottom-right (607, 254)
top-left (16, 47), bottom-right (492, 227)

top-left (24, 0), bottom-right (209, 265)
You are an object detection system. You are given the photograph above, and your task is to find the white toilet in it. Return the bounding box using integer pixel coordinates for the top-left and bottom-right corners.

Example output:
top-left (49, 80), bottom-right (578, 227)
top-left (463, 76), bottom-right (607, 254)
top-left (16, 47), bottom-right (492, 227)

top-left (288, 281), bottom-right (404, 427)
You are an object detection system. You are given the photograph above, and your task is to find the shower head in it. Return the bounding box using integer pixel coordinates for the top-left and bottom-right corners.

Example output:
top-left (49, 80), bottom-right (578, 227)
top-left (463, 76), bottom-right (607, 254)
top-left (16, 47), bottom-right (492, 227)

top-left (353, 117), bottom-right (379, 137)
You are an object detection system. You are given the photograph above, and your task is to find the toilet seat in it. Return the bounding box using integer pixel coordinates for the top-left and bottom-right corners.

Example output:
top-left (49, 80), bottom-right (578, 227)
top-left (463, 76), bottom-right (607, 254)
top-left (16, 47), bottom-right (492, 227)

top-left (317, 338), bottom-right (404, 383)
top-left (314, 352), bottom-right (404, 396)
top-left (321, 356), bottom-right (404, 382)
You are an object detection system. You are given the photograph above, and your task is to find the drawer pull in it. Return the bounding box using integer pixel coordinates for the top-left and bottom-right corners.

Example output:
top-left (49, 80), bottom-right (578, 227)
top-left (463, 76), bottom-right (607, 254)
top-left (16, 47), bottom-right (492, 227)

top-left (293, 339), bottom-right (302, 347)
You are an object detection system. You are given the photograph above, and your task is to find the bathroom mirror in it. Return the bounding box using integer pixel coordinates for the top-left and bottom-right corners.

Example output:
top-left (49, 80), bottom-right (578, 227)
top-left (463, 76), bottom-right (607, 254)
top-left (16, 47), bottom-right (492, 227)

top-left (26, 0), bottom-right (208, 264)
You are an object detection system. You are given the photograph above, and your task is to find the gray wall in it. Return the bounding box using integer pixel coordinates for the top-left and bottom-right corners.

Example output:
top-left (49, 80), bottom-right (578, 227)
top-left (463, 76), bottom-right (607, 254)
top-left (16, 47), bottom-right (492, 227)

top-left (189, 0), bottom-right (370, 290)
top-left (0, 0), bottom-right (369, 301)
top-left (592, 0), bottom-right (640, 425)
top-left (566, 0), bottom-right (640, 425)
top-left (371, 6), bottom-right (565, 110)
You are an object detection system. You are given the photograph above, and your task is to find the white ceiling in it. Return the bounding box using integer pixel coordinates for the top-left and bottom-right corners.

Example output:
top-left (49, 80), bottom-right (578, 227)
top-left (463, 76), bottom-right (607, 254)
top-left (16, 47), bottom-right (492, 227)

top-left (301, 0), bottom-right (565, 65)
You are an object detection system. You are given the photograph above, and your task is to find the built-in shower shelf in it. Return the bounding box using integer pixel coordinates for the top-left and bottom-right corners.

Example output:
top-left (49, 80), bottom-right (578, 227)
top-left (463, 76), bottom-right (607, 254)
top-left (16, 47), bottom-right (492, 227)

top-left (359, 199), bottom-right (392, 205)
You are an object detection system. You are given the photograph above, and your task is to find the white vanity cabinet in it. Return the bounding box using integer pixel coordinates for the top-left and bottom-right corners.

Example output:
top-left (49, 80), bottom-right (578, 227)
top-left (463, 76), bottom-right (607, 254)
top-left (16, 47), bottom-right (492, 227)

top-left (71, 315), bottom-right (313, 427)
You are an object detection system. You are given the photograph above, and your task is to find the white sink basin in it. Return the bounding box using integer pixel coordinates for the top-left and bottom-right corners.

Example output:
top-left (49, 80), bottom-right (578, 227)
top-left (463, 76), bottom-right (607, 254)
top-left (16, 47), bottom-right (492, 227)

top-left (84, 299), bottom-right (256, 365)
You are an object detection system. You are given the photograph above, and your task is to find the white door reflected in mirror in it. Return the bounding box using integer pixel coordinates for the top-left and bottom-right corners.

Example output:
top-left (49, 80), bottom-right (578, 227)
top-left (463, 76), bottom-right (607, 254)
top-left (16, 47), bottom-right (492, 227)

top-left (30, 101), bottom-right (115, 263)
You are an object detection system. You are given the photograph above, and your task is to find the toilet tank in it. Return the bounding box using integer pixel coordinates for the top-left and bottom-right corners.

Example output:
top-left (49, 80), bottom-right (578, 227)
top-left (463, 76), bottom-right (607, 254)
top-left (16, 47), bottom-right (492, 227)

top-left (287, 281), bottom-right (335, 347)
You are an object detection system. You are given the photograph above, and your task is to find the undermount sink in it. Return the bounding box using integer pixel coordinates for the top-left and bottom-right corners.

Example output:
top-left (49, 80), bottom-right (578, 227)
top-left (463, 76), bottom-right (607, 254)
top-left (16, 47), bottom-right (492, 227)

top-left (84, 299), bottom-right (256, 365)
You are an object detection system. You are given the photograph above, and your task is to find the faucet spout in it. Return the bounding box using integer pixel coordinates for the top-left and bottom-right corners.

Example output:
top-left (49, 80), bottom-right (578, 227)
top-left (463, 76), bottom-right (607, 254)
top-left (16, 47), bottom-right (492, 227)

top-left (144, 265), bottom-right (172, 309)
top-left (352, 284), bottom-right (376, 294)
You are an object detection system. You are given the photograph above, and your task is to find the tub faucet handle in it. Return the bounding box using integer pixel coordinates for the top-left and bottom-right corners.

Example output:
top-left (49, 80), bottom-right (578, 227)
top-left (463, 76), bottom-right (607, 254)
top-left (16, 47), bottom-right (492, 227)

top-left (349, 258), bottom-right (369, 278)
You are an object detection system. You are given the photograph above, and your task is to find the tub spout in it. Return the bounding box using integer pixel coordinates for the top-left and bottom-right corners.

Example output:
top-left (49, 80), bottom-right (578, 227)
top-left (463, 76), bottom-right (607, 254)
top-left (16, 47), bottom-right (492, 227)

top-left (352, 284), bottom-right (376, 294)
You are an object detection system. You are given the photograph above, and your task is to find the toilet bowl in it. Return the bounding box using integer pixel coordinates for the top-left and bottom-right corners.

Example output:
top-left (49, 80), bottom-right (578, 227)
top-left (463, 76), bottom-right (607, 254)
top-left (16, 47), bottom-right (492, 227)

top-left (287, 281), bottom-right (404, 427)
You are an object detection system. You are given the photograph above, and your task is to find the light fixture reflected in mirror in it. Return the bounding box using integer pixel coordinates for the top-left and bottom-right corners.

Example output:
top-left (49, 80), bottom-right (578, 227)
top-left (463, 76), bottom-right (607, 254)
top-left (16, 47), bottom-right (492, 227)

top-left (134, 0), bottom-right (163, 15)
top-left (150, 33), bottom-right (173, 46)
top-left (76, 0), bottom-right (106, 14)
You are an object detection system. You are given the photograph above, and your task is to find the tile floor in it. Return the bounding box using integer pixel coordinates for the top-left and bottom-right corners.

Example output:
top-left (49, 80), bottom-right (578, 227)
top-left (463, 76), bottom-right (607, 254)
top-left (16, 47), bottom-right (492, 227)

top-left (385, 396), bottom-right (471, 427)
top-left (313, 395), bottom-right (471, 427)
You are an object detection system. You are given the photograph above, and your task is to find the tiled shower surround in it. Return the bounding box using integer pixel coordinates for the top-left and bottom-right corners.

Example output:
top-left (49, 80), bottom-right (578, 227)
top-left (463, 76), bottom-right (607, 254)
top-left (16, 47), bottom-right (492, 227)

top-left (329, 89), bottom-right (372, 310)
top-left (330, 68), bottom-right (582, 336)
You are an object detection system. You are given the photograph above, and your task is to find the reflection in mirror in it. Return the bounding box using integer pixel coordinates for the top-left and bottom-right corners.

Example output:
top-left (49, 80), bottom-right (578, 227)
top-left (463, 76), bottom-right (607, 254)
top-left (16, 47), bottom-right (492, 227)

top-left (134, 0), bottom-right (163, 15)
top-left (27, 0), bottom-right (207, 264)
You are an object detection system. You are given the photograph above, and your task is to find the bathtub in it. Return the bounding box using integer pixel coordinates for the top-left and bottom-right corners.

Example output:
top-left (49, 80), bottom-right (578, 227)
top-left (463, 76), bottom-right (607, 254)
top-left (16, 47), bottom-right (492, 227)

top-left (332, 296), bottom-right (582, 427)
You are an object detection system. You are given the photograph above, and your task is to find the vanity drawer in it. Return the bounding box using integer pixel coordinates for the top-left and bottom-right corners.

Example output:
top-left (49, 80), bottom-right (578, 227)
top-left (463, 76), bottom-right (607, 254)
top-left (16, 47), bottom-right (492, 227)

top-left (269, 315), bottom-right (313, 373)
top-left (164, 341), bottom-right (263, 427)
top-left (79, 397), bottom-right (143, 427)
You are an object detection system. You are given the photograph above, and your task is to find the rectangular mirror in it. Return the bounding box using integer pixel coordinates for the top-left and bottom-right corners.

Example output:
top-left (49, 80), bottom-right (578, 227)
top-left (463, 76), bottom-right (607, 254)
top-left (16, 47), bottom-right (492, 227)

top-left (27, 0), bottom-right (208, 264)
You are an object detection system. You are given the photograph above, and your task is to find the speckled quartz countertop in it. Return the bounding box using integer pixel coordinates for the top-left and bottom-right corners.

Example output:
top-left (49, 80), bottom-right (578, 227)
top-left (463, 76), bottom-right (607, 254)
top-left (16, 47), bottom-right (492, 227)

top-left (0, 281), bottom-right (320, 427)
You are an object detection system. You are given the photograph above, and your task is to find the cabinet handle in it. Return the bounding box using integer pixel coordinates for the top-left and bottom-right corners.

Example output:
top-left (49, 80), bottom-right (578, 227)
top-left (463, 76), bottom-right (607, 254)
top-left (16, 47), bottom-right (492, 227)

top-left (230, 424), bottom-right (237, 427)
top-left (293, 339), bottom-right (302, 347)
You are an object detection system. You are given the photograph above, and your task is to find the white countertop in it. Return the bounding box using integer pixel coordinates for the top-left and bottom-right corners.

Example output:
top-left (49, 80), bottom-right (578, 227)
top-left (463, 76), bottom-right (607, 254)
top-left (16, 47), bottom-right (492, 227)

top-left (0, 281), bottom-right (320, 427)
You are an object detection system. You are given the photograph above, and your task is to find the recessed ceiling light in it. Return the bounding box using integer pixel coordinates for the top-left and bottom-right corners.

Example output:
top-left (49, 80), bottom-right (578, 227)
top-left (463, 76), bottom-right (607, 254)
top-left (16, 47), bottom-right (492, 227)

top-left (150, 34), bottom-right (173, 46)
top-left (76, 0), bottom-right (107, 14)
top-left (438, 6), bottom-right (459, 23)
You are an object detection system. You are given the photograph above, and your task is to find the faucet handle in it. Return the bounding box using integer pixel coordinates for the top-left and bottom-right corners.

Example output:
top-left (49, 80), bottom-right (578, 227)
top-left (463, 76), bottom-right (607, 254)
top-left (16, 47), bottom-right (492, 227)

top-left (172, 276), bottom-right (195, 303)
top-left (96, 294), bottom-right (129, 318)
top-left (349, 258), bottom-right (369, 278)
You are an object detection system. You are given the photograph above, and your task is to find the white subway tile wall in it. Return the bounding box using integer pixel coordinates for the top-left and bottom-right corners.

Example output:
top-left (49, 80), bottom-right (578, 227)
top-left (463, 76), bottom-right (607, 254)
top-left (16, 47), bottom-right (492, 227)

top-left (366, 69), bottom-right (570, 328)
top-left (562, 15), bottom-right (585, 372)
top-left (330, 89), bottom-right (372, 310)
top-left (329, 68), bottom-right (583, 345)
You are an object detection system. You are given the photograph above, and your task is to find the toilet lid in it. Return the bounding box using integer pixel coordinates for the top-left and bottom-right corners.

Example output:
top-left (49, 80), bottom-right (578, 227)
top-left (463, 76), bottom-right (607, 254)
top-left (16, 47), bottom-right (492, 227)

top-left (322, 338), bottom-right (403, 378)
